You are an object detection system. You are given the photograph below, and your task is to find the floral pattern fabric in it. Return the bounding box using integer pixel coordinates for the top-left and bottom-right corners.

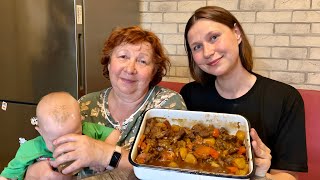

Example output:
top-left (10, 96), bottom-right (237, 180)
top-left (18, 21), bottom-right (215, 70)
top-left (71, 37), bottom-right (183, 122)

top-left (78, 86), bottom-right (186, 151)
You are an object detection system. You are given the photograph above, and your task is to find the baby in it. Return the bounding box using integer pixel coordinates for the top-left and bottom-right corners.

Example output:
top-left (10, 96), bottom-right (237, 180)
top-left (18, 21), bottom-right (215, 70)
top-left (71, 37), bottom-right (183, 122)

top-left (0, 92), bottom-right (119, 180)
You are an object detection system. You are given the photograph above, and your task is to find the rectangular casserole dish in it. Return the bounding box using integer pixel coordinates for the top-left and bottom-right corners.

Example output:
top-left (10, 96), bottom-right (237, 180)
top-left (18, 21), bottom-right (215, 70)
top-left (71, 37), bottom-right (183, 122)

top-left (129, 109), bottom-right (254, 180)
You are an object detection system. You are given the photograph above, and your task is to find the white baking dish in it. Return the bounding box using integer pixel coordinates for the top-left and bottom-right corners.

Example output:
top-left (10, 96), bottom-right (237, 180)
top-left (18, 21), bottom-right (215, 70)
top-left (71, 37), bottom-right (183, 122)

top-left (129, 109), bottom-right (254, 180)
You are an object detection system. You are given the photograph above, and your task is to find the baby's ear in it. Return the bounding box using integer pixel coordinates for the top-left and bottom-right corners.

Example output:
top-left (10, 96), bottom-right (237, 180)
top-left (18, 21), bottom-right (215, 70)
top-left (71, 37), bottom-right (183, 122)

top-left (35, 126), bottom-right (42, 136)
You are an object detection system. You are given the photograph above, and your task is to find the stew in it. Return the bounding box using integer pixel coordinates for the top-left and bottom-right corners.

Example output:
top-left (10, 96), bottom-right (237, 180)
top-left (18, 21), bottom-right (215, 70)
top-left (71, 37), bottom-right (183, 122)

top-left (135, 117), bottom-right (249, 175)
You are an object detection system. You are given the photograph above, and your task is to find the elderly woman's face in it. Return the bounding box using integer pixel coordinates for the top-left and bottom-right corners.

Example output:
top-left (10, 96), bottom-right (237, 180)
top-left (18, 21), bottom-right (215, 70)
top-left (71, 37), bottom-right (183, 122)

top-left (108, 42), bottom-right (155, 96)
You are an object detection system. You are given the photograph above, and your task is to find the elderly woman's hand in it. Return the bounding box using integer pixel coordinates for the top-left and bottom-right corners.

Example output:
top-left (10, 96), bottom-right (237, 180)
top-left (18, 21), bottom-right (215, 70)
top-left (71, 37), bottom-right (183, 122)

top-left (25, 160), bottom-right (72, 180)
top-left (250, 128), bottom-right (272, 177)
top-left (50, 134), bottom-right (112, 175)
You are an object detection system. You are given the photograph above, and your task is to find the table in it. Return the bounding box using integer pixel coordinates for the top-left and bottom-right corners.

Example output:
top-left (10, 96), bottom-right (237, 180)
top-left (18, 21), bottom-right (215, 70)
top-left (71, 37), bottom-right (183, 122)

top-left (81, 168), bottom-right (138, 180)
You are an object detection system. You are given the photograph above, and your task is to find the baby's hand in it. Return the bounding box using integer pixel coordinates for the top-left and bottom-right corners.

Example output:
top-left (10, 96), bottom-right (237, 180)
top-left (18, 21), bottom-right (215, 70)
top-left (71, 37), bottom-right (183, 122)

top-left (90, 165), bottom-right (106, 173)
top-left (26, 160), bottom-right (72, 180)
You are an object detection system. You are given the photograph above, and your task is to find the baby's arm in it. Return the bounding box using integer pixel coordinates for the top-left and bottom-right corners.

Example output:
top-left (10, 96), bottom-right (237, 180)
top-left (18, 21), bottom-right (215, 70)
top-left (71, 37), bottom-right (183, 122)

top-left (104, 129), bottom-right (120, 145)
top-left (0, 176), bottom-right (8, 180)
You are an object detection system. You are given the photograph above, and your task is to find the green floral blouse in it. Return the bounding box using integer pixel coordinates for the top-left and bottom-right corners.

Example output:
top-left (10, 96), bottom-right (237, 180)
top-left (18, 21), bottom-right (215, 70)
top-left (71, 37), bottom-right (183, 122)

top-left (78, 85), bottom-right (186, 151)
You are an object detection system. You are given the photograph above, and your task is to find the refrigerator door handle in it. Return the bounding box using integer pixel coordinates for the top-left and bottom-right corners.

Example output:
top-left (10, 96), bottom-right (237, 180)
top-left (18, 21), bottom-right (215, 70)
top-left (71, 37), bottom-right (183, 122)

top-left (77, 33), bottom-right (86, 98)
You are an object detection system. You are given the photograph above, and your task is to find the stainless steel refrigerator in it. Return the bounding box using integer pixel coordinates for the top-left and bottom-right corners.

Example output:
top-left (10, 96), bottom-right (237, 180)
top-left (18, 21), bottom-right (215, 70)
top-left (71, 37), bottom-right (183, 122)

top-left (0, 0), bottom-right (139, 170)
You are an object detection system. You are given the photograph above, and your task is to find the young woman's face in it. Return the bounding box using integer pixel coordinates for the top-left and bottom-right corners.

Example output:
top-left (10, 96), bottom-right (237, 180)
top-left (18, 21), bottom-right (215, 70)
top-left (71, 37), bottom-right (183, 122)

top-left (187, 19), bottom-right (242, 77)
top-left (108, 42), bottom-right (156, 96)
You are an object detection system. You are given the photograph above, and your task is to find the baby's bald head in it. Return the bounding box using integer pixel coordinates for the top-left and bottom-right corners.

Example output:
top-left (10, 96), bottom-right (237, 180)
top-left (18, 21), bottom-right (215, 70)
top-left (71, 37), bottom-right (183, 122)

top-left (37, 92), bottom-right (79, 127)
top-left (35, 92), bottom-right (82, 151)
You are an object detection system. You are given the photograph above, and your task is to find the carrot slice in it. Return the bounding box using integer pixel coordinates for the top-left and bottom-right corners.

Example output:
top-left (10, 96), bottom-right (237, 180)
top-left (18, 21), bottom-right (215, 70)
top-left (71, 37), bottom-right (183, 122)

top-left (213, 128), bottom-right (220, 138)
top-left (238, 146), bottom-right (246, 155)
top-left (227, 166), bottom-right (238, 174)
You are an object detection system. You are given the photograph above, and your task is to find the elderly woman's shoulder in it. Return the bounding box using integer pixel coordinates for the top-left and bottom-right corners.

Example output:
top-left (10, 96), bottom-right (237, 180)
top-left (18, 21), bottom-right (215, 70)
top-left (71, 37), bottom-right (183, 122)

top-left (153, 85), bottom-right (187, 109)
top-left (154, 85), bottom-right (186, 102)
top-left (155, 85), bottom-right (181, 95)
top-left (78, 89), bottom-right (106, 103)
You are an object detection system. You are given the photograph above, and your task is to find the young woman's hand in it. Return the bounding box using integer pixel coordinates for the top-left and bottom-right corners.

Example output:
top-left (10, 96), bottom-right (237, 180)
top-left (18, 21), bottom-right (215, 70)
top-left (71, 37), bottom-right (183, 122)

top-left (250, 128), bottom-right (272, 177)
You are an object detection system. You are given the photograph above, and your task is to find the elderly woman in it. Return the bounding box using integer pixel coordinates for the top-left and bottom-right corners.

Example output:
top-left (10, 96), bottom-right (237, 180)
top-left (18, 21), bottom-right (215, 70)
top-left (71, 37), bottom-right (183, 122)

top-left (26, 26), bottom-right (186, 179)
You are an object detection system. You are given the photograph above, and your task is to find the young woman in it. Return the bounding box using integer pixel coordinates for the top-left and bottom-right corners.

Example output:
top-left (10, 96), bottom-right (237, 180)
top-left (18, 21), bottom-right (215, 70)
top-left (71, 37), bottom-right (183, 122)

top-left (181, 6), bottom-right (307, 180)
